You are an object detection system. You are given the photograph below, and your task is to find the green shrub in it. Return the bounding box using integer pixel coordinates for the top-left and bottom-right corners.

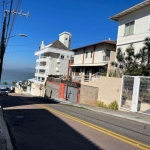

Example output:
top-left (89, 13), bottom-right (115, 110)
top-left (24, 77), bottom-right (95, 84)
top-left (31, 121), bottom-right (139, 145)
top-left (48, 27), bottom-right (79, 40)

top-left (97, 101), bottom-right (118, 110)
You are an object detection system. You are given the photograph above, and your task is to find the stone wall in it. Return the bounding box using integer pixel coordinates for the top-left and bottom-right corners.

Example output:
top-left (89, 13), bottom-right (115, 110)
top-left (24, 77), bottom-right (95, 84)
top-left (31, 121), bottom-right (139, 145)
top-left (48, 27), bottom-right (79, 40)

top-left (45, 82), bottom-right (60, 99)
top-left (80, 85), bottom-right (98, 106)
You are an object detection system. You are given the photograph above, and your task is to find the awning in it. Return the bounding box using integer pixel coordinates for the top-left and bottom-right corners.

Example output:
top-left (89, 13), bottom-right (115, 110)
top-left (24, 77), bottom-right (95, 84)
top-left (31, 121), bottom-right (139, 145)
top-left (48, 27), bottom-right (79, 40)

top-left (70, 62), bottom-right (108, 67)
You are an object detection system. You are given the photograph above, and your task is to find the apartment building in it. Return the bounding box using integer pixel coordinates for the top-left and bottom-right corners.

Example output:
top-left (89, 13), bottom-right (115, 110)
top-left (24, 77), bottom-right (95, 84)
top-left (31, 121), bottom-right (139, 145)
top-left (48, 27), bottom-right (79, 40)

top-left (30, 32), bottom-right (74, 84)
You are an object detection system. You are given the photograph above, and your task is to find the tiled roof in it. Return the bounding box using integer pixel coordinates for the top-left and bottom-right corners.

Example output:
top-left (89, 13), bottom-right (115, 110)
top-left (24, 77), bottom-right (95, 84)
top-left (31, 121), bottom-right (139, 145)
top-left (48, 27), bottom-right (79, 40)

top-left (49, 40), bottom-right (70, 51)
top-left (72, 40), bottom-right (116, 51)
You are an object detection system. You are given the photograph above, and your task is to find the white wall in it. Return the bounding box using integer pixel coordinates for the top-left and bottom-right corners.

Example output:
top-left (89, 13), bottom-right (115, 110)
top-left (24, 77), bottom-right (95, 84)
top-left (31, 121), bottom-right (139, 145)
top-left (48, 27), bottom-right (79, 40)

top-left (94, 44), bottom-right (104, 63)
top-left (117, 5), bottom-right (150, 52)
top-left (73, 43), bottom-right (116, 64)
top-left (84, 46), bottom-right (94, 64)
top-left (59, 32), bottom-right (72, 49)
top-left (74, 48), bottom-right (84, 64)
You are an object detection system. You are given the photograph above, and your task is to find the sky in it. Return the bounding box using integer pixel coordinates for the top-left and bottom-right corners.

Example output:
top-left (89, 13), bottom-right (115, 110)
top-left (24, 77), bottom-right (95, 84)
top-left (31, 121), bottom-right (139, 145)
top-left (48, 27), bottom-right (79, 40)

top-left (0, 0), bottom-right (144, 69)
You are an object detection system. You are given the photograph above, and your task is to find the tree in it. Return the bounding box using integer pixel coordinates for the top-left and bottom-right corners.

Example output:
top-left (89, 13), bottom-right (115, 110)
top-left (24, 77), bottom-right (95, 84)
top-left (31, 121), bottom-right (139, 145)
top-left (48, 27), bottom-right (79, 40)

top-left (12, 81), bottom-right (16, 86)
top-left (112, 37), bottom-right (150, 76)
top-left (3, 81), bottom-right (8, 86)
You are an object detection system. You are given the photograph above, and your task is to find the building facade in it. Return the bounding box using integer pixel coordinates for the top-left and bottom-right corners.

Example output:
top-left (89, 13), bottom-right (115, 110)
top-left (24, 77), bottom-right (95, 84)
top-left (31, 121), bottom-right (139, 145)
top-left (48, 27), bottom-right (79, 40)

top-left (33, 32), bottom-right (74, 84)
top-left (110, 0), bottom-right (150, 53)
top-left (70, 40), bottom-right (116, 79)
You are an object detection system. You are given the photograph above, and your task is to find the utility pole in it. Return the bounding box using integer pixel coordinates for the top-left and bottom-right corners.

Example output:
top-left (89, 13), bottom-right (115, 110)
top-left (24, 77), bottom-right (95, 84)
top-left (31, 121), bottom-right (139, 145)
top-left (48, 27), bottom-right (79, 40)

top-left (0, 10), bottom-right (29, 80)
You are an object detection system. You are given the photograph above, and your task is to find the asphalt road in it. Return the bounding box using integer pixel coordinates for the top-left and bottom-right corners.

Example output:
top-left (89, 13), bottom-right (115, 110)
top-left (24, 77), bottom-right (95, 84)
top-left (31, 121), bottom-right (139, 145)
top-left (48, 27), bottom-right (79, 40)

top-left (0, 93), bottom-right (150, 150)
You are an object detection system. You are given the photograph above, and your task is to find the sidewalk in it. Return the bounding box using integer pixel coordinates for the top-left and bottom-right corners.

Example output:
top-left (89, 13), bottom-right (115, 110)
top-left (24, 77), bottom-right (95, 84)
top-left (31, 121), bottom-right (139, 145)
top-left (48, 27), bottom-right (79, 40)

top-left (0, 106), bottom-right (13, 150)
top-left (51, 98), bottom-right (150, 125)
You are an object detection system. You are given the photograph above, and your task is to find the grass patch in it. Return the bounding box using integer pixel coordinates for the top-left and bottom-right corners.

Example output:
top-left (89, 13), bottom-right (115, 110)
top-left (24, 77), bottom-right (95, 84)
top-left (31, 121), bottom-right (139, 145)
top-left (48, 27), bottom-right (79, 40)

top-left (97, 101), bottom-right (118, 110)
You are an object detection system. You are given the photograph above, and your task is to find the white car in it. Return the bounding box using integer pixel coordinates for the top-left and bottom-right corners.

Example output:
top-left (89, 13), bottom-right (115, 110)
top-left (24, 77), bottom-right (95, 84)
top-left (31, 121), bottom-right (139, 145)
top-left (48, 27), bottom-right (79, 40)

top-left (0, 89), bottom-right (8, 96)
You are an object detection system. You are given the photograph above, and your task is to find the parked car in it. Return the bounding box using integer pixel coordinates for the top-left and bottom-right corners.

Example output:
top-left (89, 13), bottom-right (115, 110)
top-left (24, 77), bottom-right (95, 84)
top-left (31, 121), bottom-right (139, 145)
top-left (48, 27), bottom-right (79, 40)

top-left (0, 89), bottom-right (8, 96)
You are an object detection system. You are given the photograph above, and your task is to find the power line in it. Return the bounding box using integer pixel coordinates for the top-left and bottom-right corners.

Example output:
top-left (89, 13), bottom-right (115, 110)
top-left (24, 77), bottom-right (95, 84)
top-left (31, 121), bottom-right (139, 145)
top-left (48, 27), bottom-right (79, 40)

top-left (6, 0), bottom-right (34, 60)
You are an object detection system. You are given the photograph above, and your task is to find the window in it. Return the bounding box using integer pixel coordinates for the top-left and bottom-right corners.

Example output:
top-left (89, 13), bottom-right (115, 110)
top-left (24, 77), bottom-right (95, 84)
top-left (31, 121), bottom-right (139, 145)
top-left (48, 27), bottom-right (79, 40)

top-left (124, 21), bottom-right (135, 36)
top-left (103, 50), bottom-right (110, 61)
top-left (65, 38), bottom-right (68, 40)
top-left (106, 50), bottom-right (110, 57)
top-left (61, 55), bottom-right (64, 59)
top-left (91, 51), bottom-right (93, 58)
top-left (86, 52), bottom-right (88, 58)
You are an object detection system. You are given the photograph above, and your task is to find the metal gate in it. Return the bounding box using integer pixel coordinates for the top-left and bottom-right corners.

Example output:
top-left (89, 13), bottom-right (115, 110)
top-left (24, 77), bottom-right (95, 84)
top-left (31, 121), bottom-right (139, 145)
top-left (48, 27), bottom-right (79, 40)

top-left (64, 82), bottom-right (80, 103)
top-left (120, 76), bottom-right (150, 114)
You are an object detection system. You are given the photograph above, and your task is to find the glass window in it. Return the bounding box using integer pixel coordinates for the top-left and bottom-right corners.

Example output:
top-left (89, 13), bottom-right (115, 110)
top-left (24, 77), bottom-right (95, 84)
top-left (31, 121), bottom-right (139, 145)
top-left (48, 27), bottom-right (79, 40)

top-left (106, 50), bottom-right (110, 57)
top-left (91, 51), bottom-right (93, 58)
top-left (61, 55), bottom-right (64, 59)
top-left (124, 21), bottom-right (135, 36)
top-left (86, 52), bottom-right (88, 58)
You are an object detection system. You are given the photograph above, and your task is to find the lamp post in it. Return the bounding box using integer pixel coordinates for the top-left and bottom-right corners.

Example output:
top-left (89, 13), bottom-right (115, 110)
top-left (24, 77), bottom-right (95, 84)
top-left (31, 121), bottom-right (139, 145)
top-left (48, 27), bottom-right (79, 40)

top-left (5, 34), bottom-right (27, 40)
top-left (0, 9), bottom-right (29, 81)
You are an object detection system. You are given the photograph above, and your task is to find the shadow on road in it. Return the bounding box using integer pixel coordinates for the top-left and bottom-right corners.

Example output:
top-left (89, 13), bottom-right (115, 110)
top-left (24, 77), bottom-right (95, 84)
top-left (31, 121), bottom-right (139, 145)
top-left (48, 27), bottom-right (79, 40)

top-left (0, 94), bottom-right (102, 150)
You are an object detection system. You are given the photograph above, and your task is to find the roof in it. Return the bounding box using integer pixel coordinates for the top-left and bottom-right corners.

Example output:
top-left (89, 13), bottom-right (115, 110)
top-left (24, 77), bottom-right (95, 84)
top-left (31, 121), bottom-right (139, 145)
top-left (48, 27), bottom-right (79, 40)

top-left (110, 0), bottom-right (150, 21)
top-left (49, 40), bottom-right (70, 51)
top-left (72, 40), bottom-right (116, 51)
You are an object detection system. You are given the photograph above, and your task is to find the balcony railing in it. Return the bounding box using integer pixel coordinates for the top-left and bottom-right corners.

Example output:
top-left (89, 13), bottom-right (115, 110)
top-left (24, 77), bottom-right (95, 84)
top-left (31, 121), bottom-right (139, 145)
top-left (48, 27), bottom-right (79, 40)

top-left (39, 72), bottom-right (45, 74)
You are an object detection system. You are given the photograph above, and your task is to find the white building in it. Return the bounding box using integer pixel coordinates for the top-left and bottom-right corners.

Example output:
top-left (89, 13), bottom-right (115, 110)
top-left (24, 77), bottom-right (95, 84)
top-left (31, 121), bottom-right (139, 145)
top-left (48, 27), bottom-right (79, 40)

top-left (110, 0), bottom-right (150, 53)
top-left (31, 32), bottom-right (74, 84)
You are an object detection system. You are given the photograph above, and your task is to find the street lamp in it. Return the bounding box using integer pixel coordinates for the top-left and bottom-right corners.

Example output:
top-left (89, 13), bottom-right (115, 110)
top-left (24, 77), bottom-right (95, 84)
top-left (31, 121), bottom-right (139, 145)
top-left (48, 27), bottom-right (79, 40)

top-left (5, 33), bottom-right (27, 39)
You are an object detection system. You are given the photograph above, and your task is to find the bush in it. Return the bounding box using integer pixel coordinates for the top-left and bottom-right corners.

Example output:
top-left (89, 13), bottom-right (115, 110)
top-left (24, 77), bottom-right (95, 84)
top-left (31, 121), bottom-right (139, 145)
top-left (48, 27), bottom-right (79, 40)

top-left (108, 101), bottom-right (119, 110)
top-left (97, 101), bottom-right (118, 110)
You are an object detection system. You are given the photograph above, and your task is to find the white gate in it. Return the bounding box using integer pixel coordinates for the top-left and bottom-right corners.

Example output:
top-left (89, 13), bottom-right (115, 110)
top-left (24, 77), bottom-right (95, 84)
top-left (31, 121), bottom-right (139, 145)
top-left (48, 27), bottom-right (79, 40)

top-left (120, 76), bottom-right (150, 114)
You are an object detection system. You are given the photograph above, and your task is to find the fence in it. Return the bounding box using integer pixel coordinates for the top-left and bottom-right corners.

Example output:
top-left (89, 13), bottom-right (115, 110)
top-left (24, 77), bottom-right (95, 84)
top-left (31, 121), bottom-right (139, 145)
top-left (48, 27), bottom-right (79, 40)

top-left (120, 76), bottom-right (150, 114)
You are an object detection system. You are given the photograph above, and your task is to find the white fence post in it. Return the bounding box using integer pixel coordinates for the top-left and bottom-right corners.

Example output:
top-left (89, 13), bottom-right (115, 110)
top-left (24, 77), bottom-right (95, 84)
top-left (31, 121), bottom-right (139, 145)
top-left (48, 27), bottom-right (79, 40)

top-left (119, 75), bottom-right (124, 109)
top-left (131, 76), bottom-right (140, 112)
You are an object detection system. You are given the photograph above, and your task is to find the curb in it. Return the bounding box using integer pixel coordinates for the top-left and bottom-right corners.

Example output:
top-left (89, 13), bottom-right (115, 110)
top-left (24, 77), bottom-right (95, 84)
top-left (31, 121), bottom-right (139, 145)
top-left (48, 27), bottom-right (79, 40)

top-left (52, 99), bottom-right (150, 125)
top-left (0, 106), bottom-right (13, 150)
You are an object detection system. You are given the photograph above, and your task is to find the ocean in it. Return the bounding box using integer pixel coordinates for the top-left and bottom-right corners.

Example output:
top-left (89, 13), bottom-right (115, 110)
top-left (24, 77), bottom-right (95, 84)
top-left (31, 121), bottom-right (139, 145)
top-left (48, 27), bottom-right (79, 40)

top-left (0, 69), bottom-right (35, 88)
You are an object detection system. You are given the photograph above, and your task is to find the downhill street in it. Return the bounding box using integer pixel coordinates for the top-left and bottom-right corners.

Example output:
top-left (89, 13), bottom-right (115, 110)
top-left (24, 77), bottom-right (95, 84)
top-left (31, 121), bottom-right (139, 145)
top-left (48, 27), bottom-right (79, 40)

top-left (0, 93), bottom-right (150, 150)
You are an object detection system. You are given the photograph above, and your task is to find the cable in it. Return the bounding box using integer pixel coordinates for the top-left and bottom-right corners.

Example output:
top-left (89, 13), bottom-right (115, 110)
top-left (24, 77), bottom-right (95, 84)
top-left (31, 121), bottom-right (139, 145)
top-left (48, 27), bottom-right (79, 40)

top-left (5, 0), bottom-right (13, 39)
top-left (5, 0), bottom-right (34, 60)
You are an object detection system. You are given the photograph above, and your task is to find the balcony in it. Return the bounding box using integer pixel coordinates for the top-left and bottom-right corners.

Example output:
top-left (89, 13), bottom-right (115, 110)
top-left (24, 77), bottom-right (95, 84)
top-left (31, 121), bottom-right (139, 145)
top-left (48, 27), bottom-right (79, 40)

top-left (36, 56), bottom-right (51, 62)
top-left (56, 67), bottom-right (59, 71)
top-left (57, 59), bottom-right (60, 63)
top-left (35, 73), bottom-right (46, 77)
top-left (36, 65), bottom-right (46, 70)
top-left (103, 56), bottom-right (110, 61)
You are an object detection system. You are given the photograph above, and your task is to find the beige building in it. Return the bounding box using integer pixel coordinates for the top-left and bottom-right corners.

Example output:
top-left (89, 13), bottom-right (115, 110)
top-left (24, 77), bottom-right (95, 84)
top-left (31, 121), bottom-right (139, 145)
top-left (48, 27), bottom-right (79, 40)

top-left (70, 40), bottom-right (116, 79)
